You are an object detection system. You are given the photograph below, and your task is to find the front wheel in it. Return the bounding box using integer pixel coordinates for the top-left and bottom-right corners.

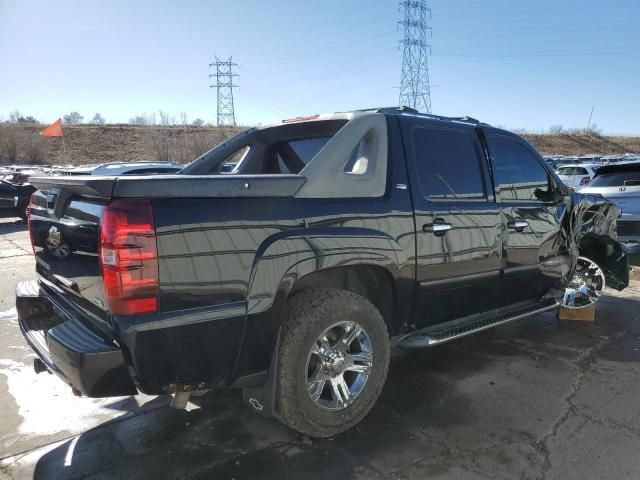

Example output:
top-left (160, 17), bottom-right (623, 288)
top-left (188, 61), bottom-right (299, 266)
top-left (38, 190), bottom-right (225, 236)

top-left (276, 288), bottom-right (390, 437)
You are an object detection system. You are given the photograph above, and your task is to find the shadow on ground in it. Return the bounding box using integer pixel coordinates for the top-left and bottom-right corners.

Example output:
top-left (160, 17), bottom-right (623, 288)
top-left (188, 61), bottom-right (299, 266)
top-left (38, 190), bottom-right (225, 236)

top-left (0, 219), bottom-right (28, 234)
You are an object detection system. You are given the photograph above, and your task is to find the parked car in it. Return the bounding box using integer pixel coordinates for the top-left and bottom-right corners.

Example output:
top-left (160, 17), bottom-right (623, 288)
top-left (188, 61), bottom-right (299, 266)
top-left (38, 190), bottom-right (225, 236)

top-left (580, 163), bottom-right (640, 244)
top-left (555, 163), bottom-right (599, 189)
top-left (2, 170), bottom-right (44, 185)
top-left (16, 108), bottom-right (628, 438)
top-left (90, 162), bottom-right (183, 176)
top-left (53, 162), bottom-right (183, 176)
top-left (0, 178), bottom-right (36, 222)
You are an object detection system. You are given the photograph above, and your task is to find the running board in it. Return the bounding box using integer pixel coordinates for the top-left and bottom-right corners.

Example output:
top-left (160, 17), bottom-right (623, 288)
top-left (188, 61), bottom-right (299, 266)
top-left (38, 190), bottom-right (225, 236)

top-left (395, 300), bottom-right (559, 349)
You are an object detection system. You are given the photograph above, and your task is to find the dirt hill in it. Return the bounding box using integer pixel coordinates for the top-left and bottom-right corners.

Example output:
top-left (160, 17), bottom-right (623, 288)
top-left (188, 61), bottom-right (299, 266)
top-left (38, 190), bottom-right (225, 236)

top-left (1, 123), bottom-right (639, 166)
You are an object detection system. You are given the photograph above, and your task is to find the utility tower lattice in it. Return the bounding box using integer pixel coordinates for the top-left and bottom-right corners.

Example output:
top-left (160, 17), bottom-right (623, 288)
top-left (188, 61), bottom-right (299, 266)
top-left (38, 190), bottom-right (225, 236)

top-left (209, 56), bottom-right (238, 126)
top-left (398, 0), bottom-right (432, 113)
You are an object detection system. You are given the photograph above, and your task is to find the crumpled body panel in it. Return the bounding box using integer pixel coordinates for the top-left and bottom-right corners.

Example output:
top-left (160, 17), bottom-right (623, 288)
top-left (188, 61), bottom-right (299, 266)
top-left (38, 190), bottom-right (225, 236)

top-left (562, 192), bottom-right (629, 290)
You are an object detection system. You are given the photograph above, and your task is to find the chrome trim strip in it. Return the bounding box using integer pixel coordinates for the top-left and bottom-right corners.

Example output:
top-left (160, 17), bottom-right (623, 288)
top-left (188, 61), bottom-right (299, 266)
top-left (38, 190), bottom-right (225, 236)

top-left (419, 269), bottom-right (500, 287)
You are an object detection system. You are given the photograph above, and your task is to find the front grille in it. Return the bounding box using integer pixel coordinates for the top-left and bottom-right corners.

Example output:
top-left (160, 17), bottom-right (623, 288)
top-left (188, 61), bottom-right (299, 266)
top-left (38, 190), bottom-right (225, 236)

top-left (617, 221), bottom-right (640, 237)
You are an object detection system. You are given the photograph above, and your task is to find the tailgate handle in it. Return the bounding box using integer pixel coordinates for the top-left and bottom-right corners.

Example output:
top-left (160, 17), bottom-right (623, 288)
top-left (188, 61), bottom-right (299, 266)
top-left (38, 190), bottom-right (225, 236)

top-left (507, 220), bottom-right (529, 232)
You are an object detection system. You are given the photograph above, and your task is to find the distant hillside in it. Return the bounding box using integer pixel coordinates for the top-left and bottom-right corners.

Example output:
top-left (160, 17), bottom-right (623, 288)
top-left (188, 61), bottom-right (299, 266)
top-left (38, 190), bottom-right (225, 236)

top-left (523, 133), bottom-right (640, 157)
top-left (0, 124), bottom-right (243, 166)
top-left (1, 123), bottom-right (639, 166)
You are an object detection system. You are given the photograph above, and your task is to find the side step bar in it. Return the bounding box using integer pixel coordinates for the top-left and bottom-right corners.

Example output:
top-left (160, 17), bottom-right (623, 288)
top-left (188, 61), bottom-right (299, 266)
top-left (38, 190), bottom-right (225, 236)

top-left (395, 300), bottom-right (559, 349)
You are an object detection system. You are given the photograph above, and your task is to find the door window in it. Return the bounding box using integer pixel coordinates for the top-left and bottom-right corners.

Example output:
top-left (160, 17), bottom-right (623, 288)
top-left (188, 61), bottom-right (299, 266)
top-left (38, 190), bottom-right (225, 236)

top-left (412, 127), bottom-right (486, 200)
top-left (490, 136), bottom-right (552, 202)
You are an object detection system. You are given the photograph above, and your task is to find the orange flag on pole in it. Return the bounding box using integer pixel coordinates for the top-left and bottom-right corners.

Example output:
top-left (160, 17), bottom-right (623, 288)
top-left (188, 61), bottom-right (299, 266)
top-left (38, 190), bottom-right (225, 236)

top-left (40, 118), bottom-right (63, 137)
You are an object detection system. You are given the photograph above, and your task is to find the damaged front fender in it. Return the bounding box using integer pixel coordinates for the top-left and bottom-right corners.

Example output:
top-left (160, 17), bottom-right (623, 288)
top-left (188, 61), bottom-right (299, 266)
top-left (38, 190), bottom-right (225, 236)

top-left (562, 192), bottom-right (629, 291)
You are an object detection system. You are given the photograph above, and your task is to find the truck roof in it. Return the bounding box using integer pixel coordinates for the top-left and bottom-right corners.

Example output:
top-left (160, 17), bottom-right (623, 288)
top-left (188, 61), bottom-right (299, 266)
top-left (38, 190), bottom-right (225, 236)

top-left (273, 106), bottom-right (491, 130)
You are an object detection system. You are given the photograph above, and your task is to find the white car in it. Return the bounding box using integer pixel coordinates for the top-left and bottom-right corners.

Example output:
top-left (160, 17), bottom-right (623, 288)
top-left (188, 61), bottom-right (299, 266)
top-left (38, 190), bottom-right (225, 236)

top-left (580, 163), bottom-right (640, 245)
top-left (555, 163), bottom-right (599, 189)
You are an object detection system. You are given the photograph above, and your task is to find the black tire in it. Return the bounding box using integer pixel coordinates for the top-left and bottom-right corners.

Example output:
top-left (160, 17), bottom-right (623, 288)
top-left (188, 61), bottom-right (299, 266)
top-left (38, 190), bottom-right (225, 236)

top-left (276, 288), bottom-right (390, 437)
top-left (18, 201), bottom-right (29, 223)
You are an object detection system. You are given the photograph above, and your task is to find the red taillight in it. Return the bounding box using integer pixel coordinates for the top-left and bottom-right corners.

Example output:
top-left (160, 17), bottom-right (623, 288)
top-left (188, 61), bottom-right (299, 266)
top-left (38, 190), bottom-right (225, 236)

top-left (100, 200), bottom-right (158, 316)
top-left (27, 193), bottom-right (35, 255)
top-left (580, 176), bottom-right (590, 185)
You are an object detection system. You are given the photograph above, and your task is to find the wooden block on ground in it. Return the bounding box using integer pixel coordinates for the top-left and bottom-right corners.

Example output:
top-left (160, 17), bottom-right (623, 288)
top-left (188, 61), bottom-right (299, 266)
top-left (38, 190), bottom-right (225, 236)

top-left (559, 303), bottom-right (596, 321)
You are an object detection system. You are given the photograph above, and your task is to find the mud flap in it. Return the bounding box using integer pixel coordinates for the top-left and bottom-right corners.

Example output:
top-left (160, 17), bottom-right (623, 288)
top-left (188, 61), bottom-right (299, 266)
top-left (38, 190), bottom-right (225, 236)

top-left (242, 334), bottom-right (280, 418)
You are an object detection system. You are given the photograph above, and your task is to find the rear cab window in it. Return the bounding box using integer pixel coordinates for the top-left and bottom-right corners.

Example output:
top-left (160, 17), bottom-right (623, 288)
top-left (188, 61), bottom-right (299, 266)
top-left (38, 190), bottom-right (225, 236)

top-left (557, 167), bottom-right (588, 175)
top-left (268, 137), bottom-right (332, 174)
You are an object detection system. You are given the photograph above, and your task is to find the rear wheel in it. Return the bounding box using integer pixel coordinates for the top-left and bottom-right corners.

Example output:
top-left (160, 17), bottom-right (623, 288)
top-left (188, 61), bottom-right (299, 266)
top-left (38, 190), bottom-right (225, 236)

top-left (276, 288), bottom-right (390, 437)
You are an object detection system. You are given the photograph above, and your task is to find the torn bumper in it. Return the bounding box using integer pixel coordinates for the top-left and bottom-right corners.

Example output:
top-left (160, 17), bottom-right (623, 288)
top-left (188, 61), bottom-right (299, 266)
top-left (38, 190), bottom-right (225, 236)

top-left (564, 193), bottom-right (630, 291)
top-left (15, 279), bottom-right (137, 397)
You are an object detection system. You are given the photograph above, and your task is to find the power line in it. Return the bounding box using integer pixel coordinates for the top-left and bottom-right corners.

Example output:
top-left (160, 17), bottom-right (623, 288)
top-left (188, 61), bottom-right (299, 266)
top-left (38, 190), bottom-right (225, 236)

top-left (398, 0), bottom-right (432, 113)
top-left (209, 56), bottom-right (238, 126)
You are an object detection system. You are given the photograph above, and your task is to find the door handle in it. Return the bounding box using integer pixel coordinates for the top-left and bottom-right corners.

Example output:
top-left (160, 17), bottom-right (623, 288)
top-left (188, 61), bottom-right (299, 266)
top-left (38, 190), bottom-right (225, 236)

top-left (507, 220), bottom-right (529, 232)
top-left (423, 220), bottom-right (453, 235)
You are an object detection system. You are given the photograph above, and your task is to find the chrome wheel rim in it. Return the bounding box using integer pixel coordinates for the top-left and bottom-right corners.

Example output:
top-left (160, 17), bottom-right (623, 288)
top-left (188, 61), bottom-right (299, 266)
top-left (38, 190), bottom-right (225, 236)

top-left (562, 256), bottom-right (605, 309)
top-left (305, 320), bottom-right (373, 411)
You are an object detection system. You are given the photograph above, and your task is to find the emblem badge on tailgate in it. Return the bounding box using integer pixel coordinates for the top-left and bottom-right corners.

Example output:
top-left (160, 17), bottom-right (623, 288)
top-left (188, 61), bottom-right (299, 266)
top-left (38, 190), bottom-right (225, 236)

top-left (47, 226), bottom-right (61, 247)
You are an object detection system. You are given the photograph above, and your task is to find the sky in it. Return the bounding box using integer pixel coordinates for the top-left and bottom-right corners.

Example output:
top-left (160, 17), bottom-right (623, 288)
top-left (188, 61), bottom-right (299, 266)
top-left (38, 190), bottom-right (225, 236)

top-left (0, 0), bottom-right (639, 134)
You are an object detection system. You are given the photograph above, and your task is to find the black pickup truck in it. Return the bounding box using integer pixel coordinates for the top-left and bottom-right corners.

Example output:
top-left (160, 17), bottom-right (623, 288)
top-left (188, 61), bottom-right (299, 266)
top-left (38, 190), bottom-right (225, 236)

top-left (16, 108), bottom-right (628, 437)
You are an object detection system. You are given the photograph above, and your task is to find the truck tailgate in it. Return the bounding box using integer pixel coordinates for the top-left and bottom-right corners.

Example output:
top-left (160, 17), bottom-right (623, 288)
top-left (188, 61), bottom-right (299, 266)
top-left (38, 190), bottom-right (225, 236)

top-left (29, 188), bottom-right (110, 325)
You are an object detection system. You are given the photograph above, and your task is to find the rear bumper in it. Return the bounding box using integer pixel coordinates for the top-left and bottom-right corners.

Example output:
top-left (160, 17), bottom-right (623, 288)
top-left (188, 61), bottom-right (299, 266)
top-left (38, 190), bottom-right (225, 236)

top-left (15, 279), bottom-right (137, 397)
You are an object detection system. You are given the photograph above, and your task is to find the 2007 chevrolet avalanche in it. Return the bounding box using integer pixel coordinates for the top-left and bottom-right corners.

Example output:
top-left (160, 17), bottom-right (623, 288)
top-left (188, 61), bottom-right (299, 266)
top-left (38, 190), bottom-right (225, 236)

top-left (16, 107), bottom-right (628, 437)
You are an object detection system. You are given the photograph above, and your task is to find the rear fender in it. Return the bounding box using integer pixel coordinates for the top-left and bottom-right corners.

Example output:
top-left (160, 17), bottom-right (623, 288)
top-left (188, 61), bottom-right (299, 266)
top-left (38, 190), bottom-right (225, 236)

top-left (246, 227), bottom-right (410, 318)
top-left (231, 228), bottom-right (411, 391)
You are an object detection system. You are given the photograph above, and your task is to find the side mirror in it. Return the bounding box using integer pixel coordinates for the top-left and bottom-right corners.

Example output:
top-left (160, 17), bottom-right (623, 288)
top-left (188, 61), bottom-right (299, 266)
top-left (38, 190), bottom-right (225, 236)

top-left (552, 184), bottom-right (572, 203)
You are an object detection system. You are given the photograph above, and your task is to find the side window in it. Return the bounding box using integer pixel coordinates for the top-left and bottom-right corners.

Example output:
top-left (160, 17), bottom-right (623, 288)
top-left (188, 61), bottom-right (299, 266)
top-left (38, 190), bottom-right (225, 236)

top-left (490, 136), bottom-right (551, 202)
top-left (412, 127), bottom-right (485, 200)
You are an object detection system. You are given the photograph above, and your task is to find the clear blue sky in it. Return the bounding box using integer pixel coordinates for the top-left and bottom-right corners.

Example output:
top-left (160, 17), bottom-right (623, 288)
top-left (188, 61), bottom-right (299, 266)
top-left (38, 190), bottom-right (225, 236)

top-left (1, 0), bottom-right (639, 133)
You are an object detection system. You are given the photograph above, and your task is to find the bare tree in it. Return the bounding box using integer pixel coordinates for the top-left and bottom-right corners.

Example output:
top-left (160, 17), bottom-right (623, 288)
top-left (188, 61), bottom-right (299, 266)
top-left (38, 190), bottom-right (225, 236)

top-left (145, 128), bottom-right (172, 162)
top-left (158, 110), bottom-right (174, 126)
top-left (180, 112), bottom-right (188, 126)
top-left (129, 113), bottom-right (157, 125)
top-left (9, 111), bottom-right (21, 123)
top-left (0, 126), bottom-right (18, 164)
top-left (548, 125), bottom-right (563, 134)
top-left (63, 111), bottom-right (84, 124)
top-left (130, 115), bottom-right (147, 125)
top-left (586, 123), bottom-right (602, 136)
top-left (192, 118), bottom-right (205, 127)
top-left (90, 113), bottom-right (106, 125)
top-left (22, 131), bottom-right (47, 164)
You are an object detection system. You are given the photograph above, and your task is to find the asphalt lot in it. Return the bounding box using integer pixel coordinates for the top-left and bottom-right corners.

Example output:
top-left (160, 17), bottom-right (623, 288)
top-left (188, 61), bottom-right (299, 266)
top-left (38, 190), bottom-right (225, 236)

top-left (1, 217), bottom-right (639, 480)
